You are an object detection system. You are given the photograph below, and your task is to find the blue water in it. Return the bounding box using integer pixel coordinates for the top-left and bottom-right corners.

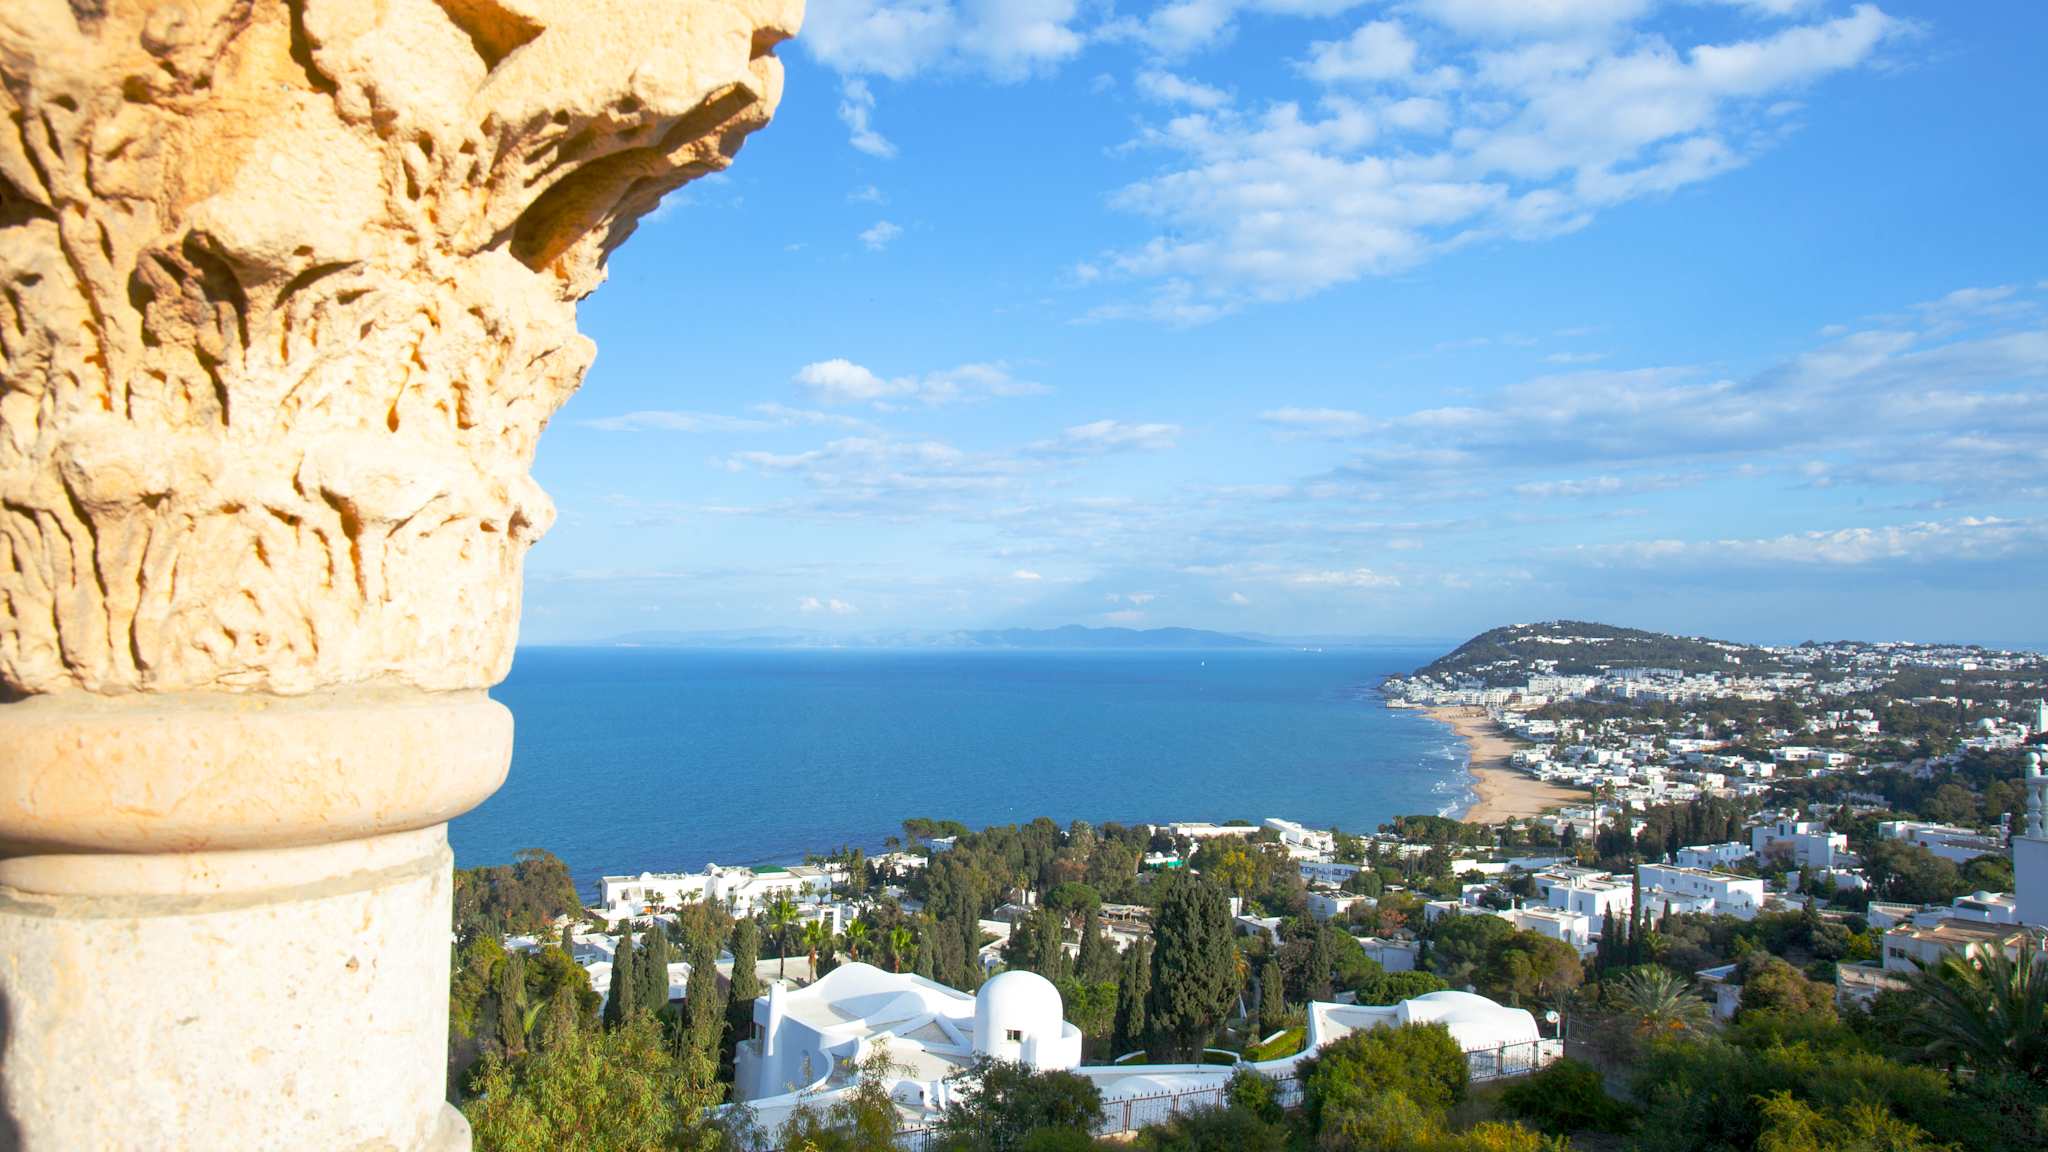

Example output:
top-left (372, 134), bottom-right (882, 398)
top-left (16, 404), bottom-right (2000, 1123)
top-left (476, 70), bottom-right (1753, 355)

top-left (451, 646), bottom-right (1466, 894)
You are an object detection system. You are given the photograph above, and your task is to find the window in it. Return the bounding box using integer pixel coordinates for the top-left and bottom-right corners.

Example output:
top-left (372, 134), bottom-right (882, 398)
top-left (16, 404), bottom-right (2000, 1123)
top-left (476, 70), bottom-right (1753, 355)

top-left (1006, 1029), bottom-right (1022, 1043)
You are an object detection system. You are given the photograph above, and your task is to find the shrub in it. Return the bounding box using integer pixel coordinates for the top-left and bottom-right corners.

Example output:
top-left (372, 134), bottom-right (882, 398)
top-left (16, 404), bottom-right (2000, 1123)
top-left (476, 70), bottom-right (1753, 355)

top-left (1497, 1059), bottom-right (1629, 1135)
top-left (1132, 1103), bottom-right (1291, 1152)
top-left (1224, 1067), bottom-right (1284, 1124)
top-left (1301, 1022), bottom-right (1469, 1129)
top-left (937, 1059), bottom-right (1104, 1152)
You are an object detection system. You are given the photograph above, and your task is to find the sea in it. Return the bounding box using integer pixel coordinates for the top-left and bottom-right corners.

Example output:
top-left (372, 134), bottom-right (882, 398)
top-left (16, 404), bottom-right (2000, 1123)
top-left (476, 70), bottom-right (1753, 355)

top-left (449, 645), bottom-right (1467, 896)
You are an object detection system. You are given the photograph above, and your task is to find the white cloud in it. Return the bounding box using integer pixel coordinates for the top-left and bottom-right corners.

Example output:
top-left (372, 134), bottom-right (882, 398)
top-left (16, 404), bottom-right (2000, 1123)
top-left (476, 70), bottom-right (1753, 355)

top-left (1102, 609), bottom-right (1148, 624)
top-left (1411, 0), bottom-right (1654, 39)
top-left (1093, 4), bottom-right (1906, 312)
top-left (1574, 516), bottom-right (2048, 568)
top-left (582, 405), bottom-right (868, 433)
top-left (1109, 1), bottom-right (1372, 57)
top-left (1286, 566), bottom-right (1400, 588)
top-left (1032, 419), bottom-right (1184, 455)
top-left (799, 596), bottom-right (860, 615)
top-left (803, 1), bottom-right (1083, 81)
top-left (850, 184), bottom-right (888, 204)
top-left (1227, 591), bottom-right (1252, 605)
top-left (796, 359), bottom-right (908, 404)
top-left (1137, 70), bottom-right (1231, 109)
top-left (793, 359), bottom-right (1050, 407)
top-left (1259, 407), bottom-right (1379, 437)
top-left (860, 220), bottom-right (904, 251)
top-left (1303, 20), bottom-right (1417, 84)
top-left (839, 78), bottom-right (898, 158)
top-left (1012, 569), bottom-right (1044, 581)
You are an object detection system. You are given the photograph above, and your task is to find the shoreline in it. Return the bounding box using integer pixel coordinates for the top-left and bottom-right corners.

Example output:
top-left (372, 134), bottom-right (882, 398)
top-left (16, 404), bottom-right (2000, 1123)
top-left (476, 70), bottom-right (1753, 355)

top-left (1420, 705), bottom-right (1591, 824)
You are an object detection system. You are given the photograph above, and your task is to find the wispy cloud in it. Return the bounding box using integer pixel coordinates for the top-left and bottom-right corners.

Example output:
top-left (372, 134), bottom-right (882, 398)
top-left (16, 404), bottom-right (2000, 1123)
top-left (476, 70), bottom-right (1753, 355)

top-left (860, 219), bottom-right (904, 250)
top-left (793, 359), bottom-right (1050, 408)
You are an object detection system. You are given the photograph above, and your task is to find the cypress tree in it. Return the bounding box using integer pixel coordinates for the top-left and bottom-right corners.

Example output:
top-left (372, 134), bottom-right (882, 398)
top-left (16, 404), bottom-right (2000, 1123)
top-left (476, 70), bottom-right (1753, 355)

top-left (686, 935), bottom-right (725, 1057)
top-left (1113, 940), bottom-right (1152, 1056)
top-left (1147, 880), bottom-right (1236, 1061)
top-left (560, 921), bottom-right (577, 956)
top-left (1077, 905), bottom-right (1113, 984)
top-left (643, 927), bottom-right (675, 1014)
top-left (1305, 926), bottom-right (1334, 1003)
top-left (603, 932), bottom-right (636, 1030)
top-left (914, 924), bottom-right (938, 980)
top-left (489, 950), bottom-right (527, 1057)
top-left (729, 919), bottom-right (761, 1003)
top-left (1258, 955), bottom-right (1287, 1038)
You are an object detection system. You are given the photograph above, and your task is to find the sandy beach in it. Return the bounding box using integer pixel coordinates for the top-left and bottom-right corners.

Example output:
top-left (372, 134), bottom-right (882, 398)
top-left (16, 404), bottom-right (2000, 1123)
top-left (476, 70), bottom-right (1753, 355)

top-left (1423, 706), bottom-right (1591, 824)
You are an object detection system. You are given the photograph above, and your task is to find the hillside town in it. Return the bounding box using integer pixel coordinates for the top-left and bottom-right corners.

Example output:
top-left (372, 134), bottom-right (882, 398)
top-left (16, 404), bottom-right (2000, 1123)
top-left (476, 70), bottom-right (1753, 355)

top-left (450, 616), bottom-right (2048, 1151)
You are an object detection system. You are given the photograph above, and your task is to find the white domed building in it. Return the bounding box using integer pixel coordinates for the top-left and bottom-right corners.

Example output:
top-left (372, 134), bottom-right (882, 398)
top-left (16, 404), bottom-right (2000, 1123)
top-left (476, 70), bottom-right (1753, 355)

top-left (973, 970), bottom-right (1084, 1069)
top-left (734, 963), bottom-right (1084, 1136)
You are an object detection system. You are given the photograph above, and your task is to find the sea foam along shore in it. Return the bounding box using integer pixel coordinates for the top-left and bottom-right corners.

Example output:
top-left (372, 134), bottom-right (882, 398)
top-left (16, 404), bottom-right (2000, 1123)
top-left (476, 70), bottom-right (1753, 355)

top-left (1422, 705), bottom-right (1591, 824)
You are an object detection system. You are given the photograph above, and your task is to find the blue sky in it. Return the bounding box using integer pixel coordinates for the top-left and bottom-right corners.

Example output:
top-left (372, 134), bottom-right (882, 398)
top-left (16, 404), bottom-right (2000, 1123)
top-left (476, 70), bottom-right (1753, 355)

top-left (519, 0), bottom-right (2048, 648)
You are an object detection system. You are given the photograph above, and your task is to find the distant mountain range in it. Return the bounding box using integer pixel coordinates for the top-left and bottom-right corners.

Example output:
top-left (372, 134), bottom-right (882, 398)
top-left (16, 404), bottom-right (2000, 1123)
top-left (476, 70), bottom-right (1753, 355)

top-left (596, 625), bottom-right (1284, 650)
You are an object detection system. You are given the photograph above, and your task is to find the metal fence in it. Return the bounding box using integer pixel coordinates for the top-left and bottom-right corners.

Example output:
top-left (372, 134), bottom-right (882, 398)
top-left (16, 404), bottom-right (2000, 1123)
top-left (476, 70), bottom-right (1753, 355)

top-left (1468, 1038), bottom-right (1564, 1082)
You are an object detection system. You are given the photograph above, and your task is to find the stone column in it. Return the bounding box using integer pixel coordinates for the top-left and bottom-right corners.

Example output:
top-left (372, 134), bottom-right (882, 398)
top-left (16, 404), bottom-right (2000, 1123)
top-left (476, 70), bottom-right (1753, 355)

top-left (0, 2), bottom-right (799, 1148)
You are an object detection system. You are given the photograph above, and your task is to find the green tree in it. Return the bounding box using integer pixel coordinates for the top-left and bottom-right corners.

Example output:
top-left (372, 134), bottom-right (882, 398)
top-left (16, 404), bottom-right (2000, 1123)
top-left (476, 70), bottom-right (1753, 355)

top-left (1114, 940), bottom-right (1152, 1056)
top-left (1077, 905), bottom-right (1115, 984)
top-left (842, 918), bottom-right (871, 964)
top-left (935, 1059), bottom-right (1103, 1152)
top-left (889, 924), bottom-right (916, 974)
top-left (1299, 1022), bottom-right (1469, 1130)
top-left (1355, 969), bottom-right (1450, 1006)
top-left (1740, 955), bottom-right (1836, 1020)
top-left (1304, 926), bottom-right (1335, 1003)
top-left (601, 930), bottom-right (636, 1031)
top-left (1905, 949), bottom-right (2048, 1083)
top-left (729, 918), bottom-right (761, 1003)
top-left (1479, 930), bottom-right (1583, 1009)
top-left (802, 918), bottom-right (833, 976)
top-left (637, 926), bottom-right (672, 1016)
top-left (1606, 964), bottom-right (1711, 1042)
top-left (1147, 881), bottom-right (1238, 1060)
top-left (685, 934), bottom-right (724, 1060)
top-left (1430, 913), bottom-right (1515, 989)
top-left (487, 949), bottom-right (529, 1058)
top-left (1258, 955), bottom-right (1288, 1038)
top-left (463, 1013), bottom-right (719, 1152)
top-left (767, 897), bottom-right (799, 980)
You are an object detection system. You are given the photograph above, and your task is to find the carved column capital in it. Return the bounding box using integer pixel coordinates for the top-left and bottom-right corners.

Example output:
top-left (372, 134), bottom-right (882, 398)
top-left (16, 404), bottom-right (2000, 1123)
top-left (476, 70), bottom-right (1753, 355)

top-left (1, 0), bottom-right (800, 697)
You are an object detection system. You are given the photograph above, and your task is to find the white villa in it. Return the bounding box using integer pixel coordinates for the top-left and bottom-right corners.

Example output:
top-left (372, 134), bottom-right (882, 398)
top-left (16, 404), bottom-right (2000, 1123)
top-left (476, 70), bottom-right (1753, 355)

top-left (1636, 864), bottom-right (1766, 920)
top-left (729, 961), bottom-right (1556, 1141)
top-left (1750, 819), bottom-right (1846, 869)
top-left (598, 863), bottom-right (833, 922)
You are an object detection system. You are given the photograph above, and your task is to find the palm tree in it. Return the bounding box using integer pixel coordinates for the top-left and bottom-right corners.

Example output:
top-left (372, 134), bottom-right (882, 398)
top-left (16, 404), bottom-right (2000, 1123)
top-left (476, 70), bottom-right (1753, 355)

top-left (889, 925), bottom-right (915, 974)
top-left (1607, 965), bottom-right (1712, 1041)
top-left (1905, 948), bottom-right (2048, 1081)
top-left (842, 919), bottom-right (871, 963)
top-left (801, 919), bottom-right (832, 979)
top-left (766, 897), bottom-right (798, 979)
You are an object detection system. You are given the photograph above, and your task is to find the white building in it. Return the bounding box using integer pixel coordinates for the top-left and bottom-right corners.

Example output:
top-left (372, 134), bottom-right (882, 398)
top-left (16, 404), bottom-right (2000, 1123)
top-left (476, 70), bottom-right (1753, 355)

top-left (1750, 820), bottom-right (1845, 869)
top-left (1499, 906), bottom-right (1592, 951)
top-left (1677, 842), bottom-right (1751, 870)
top-left (1540, 873), bottom-right (1634, 935)
top-left (1878, 820), bottom-right (2007, 865)
top-left (1637, 864), bottom-right (1765, 920)
top-left (1306, 892), bottom-right (1375, 923)
top-left (1263, 817), bottom-right (1336, 854)
top-left (599, 863), bottom-right (833, 922)
top-left (735, 964), bottom-right (1083, 1125)
top-left (1299, 861), bottom-right (1363, 887)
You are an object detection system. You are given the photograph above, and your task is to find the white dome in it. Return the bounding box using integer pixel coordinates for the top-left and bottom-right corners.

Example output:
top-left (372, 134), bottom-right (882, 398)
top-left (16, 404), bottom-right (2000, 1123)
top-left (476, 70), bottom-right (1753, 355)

top-left (974, 970), bottom-right (1067, 1063)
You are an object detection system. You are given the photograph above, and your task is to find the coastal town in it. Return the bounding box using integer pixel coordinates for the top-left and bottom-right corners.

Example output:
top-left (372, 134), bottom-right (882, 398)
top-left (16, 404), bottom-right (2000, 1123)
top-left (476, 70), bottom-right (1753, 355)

top-left (451, 622), bottom-right (2048, 1152)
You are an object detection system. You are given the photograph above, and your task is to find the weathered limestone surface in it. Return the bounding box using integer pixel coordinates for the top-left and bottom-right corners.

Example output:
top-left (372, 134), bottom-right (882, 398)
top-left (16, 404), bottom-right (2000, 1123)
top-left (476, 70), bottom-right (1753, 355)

top-left (0, 2), bottom-right (800, 1149)
top-left (0, 0), bottom-right (797, 697)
